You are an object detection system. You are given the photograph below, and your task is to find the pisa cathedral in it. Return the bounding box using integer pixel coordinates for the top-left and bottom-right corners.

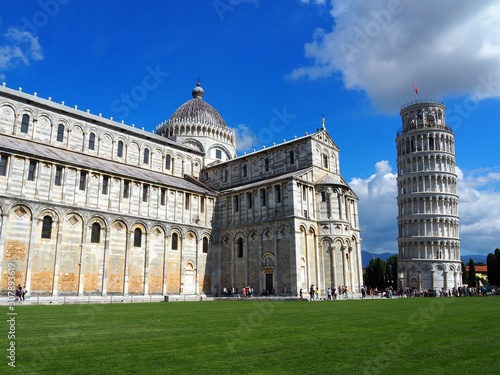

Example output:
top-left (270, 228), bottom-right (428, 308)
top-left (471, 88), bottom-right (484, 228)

top-left (0, 82), bottom-right (363, 298)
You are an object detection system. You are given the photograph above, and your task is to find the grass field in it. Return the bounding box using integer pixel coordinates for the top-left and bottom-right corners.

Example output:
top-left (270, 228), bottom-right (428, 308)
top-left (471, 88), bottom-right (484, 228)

top-left (2, 297), bottom-right (500, 374)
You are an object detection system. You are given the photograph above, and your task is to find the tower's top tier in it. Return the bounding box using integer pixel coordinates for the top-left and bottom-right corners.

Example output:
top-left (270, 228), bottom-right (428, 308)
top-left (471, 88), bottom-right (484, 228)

top-left (397, 100), bottom-right (453, 137)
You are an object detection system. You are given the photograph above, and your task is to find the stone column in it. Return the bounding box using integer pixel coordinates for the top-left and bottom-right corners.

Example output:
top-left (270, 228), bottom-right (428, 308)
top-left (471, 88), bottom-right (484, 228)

top-left (356, 241), bottom-right (363, 292)
top-left (0, 214), bottom-right (9, 275)
top-left (143, 231), bottom-right (149, 295)
top-left (196, 236), bottom-right (201, 295)
top-left (101, 228), bottom-right (111, 296)
top-left (231, 238), bottom-right (236, 290)
top-left (82, 132), bottom-right (87, 152)
top-left (162, 232), bottom-right (169, 296)
top-left (30, 118), bottom-right (37, 139)
top-left (12, 113), bottom-right (19, 135)
top-left (78, 224), bottom-right (88, 296)
top-left (341, 246), bottom-right (347, 288)
top-left (123, 230), bottom-right (131, 296)
top-left (4, 155), bottom-right (13, 193)
top-left (24, 216), bottom-right (38, 292)
top-left (431, 270), bottom-right (435, 291)
top-left (51, 218), bottom-right (64, 296)
top-left (245, 234), bottom-right (250, 288)
top-left (348, 247), bottom-right (354, 293)
top-left (48, 163), bottom-right (55, 201)
top-left (180, 235), bottom-right (187, 294)
top-left (332, 243), bottom-right (337, 288)
top-left (418, 271), bottom-right (422, 291)
top-left (20, 158), bottom-right (29, 196)
top-left (97, 137), bottom-right (102, 156)
top-left (66, 128), bottom-right (72, 149)
top-left (97, 175), bottom-right (102, 209)
top-left (275, 232), bottom-right (280, 295)
top-left (338, 193), bottom-right (343, 220)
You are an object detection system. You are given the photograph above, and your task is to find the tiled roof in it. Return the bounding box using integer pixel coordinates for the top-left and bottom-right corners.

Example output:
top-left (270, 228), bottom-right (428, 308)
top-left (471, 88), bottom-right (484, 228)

top-left (466, 265), bottom-right (488, 273)
top-left (0, 135), bottom-right (215, 195)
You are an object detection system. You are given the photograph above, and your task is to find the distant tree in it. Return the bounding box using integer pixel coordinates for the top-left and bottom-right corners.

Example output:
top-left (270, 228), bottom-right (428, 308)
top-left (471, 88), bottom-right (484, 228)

top-left (365, 258), bottom-right (386, 290)
top-left (496, 249), bottom-right (500, 284)
top-left (386, 255), bottom-right (398, 288)
top-left (384, 261), bottom-right (392, 288)
top-left (461, 260), bottom-right (468, 284)
top-left (487, 253), bottom-right (498, 285)
top-left (468, 259), bottom-right (476, 288)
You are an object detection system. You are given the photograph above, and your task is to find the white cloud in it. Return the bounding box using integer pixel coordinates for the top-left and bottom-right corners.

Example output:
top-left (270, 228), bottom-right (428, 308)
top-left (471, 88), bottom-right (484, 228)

top-left (291, 0), bottom-right (500, 113)
top-left (456, 166), bottom-right (500, 255)
top-left (349, 161), bottom-right (500, 257)
top-left (349, 160), bottom-right (398, 254)
top-left (300, 0), bottom-right (326, 5)
top-left (235, 123), bottom-right (260, 152)
top-left (0, 27), bottom-right (43, 72)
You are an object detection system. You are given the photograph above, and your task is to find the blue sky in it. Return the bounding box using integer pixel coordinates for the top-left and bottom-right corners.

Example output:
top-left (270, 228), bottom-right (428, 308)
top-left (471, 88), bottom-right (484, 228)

top-left (1, 0), bottom-right (499, 257)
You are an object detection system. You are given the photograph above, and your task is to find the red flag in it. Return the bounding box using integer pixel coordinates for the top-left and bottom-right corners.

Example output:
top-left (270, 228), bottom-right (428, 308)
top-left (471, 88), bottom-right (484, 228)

top-left (414, 83), bottom-right (418, 95)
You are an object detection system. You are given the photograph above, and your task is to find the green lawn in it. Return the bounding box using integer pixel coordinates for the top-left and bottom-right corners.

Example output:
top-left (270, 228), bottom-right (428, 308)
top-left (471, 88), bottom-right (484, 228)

top-left (2, 297), bottom-right (500, 374)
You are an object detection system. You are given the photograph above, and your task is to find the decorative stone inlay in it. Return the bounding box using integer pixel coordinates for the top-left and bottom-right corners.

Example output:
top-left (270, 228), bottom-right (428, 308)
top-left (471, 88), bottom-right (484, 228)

top-left (67, 215), bottom-right (79, 226)
top-left (278, 227), bottom-right (288, 239)
top-left (14, 206), bottom-right (28, 218)
top-left (114, 222), bottom-right (124, 232)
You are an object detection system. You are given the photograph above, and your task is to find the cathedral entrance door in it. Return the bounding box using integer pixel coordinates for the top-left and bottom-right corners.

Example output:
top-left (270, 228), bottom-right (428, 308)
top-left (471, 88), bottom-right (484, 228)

top-left (265, 273), bottom-right (273, 294)
top-left (184, 271), bottom-right (195, 294)
top-left (184, 263), bottom-right (195, 294)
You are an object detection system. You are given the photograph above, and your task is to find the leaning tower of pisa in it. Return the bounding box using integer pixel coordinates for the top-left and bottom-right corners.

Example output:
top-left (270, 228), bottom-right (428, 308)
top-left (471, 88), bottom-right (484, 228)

top-left (396, 100), bottom-right (461, 291)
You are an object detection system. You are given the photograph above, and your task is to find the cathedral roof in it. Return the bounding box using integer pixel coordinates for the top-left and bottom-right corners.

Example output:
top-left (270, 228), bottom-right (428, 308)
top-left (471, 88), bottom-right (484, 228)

top-left (0, 134), bottom-right (215, 195)
top-left (167, 83), bottom-right (227, 129)
top-left (315, 174), bottom-right (347, 186)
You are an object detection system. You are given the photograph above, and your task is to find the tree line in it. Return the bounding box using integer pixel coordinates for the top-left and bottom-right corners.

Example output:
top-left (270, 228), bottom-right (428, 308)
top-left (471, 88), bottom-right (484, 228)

top-left (364, 248), bottom-right (500, 289)
top-left (364, 255), bottom-right (398, 290)
top-left (486, 248), bottom-right (500, 286)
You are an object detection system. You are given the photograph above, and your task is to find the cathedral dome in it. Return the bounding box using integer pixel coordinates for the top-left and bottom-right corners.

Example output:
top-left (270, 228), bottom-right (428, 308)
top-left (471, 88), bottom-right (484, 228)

top-left (167, 83), bottom-right (227, 129)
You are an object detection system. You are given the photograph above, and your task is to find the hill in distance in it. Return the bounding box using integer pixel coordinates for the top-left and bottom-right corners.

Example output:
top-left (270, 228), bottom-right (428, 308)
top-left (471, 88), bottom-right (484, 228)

top-left (362, 251), bottom-right (488, 268)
